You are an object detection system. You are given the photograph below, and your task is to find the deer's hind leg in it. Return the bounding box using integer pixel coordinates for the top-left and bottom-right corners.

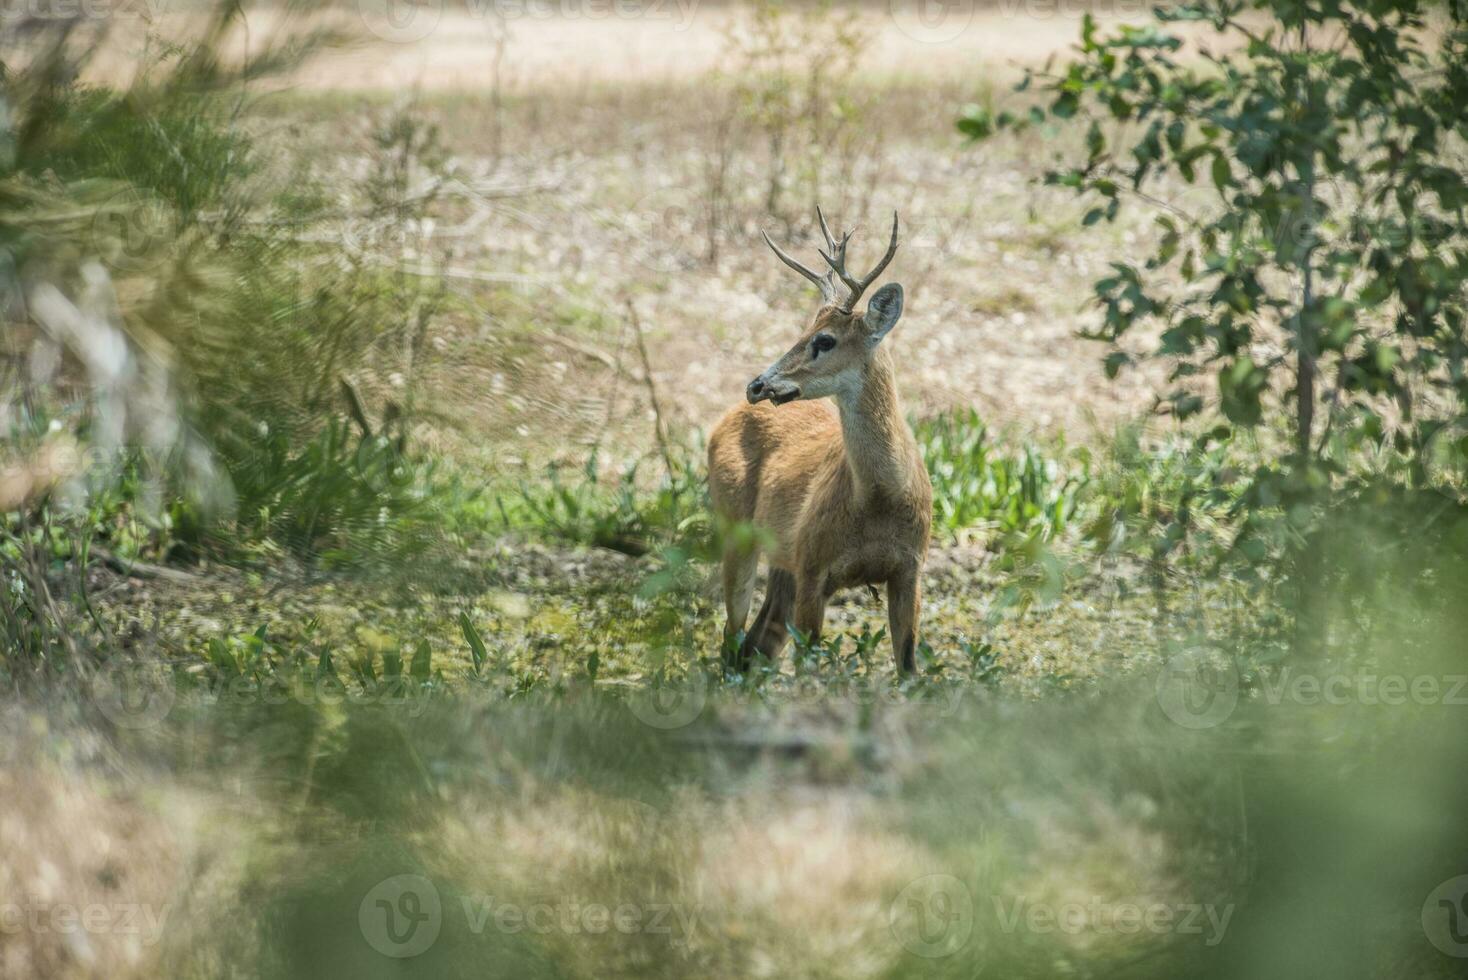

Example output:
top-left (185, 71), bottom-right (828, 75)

top-left (887, 566), bottom-right (921, 675)
top-left (730, 568), bottom-right (796, 670)
top-left (720, 545), bottom-right (759, 656)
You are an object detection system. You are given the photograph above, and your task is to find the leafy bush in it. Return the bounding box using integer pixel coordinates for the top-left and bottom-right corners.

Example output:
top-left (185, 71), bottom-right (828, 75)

top-left (916, 408), bottom-right (1088, 543)
top-left (498, 448), bottom-right (708, 557)
top-left (2, 6), bottom-right (456, 571)
top-left (222, 421), bottom-right (442, 567)
top-left (964, 0), bottom-right (1468, 649)
top-left (1084, 425), bottom-right (1246, 570)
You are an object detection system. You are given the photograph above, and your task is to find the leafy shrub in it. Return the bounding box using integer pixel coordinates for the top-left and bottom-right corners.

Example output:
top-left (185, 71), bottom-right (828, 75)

top-left (1083, 425), bottom-right (1247, 570)
top-left (498, 448), bottom-right (708, 557)
top-left (964, 0), bottom-right (1468, 649)
top-left (916, 408), bottom-right (1088, 543)
top-left (2, 6), bottom-right (455, 573)
top-left (221, 421), bottom-right (434, 566)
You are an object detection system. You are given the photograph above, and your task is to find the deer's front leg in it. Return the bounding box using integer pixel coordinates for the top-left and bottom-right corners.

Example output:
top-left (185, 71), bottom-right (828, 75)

top-left (792, 574), bottom-right (828, 648)
top-left (888, 567), bottom-right (921, 674)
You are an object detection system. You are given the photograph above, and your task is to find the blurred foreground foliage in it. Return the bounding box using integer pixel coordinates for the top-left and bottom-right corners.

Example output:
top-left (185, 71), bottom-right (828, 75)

top-left (1, 6), bottom-right (474, 602)
top-left (10, 489), bottom-right (1467, 977)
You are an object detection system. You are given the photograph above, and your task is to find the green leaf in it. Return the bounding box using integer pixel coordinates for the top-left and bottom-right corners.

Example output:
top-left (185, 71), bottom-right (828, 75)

top-left (411, 639), bottom-right (432, 680)
top-left (1210, 152), bottom-right (1231, 193)
top-left (1171, 392), bottom-right (1204, 419)
top-left (383, 647), bottom-right (403, 679)
top-left (957, 105), bottom-right (994, 141)
top-left (1218, 357), bottom-right (1266, 427)
top-left (459, 612), bottom-right (488, 675)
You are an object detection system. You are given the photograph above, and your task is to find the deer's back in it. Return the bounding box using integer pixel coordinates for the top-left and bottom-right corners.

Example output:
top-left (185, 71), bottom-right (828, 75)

top-left (707, 400), bottom-right (842, 531)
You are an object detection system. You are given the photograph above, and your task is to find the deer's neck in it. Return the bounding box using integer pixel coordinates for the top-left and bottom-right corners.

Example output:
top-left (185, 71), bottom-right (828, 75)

top-left (834, 348), bottom-right (919, 503)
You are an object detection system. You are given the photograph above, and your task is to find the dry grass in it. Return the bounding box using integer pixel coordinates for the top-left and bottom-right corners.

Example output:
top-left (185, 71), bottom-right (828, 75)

top-left (245, 81), bottom-right (1179, 482)
top-left (83, 6), bottom-right (1183, 92)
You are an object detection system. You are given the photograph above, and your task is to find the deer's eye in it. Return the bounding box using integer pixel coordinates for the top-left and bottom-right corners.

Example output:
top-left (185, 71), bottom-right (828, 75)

top-left (811, 334), bottom-right (837, 358)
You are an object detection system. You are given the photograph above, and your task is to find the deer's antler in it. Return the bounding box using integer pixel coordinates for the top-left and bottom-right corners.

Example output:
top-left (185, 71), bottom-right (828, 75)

top-left (762, 209), bottom-right (900, 313)
top-left (761, 229), bottom-right (840, 306)
top-left (819, 210), bottom-right (899, 313)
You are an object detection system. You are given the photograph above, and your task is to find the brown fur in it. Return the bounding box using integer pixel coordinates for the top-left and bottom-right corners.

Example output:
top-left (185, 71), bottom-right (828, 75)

top-left (708, 302), bottom-right (932, 673)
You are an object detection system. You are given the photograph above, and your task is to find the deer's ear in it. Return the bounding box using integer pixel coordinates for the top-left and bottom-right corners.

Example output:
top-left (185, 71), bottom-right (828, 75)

top-left (863, 283), bottom-right (904, 345)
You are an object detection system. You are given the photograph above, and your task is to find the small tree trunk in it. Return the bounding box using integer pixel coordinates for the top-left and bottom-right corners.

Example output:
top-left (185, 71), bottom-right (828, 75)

top-left (1292, 59), bottom-right (1325, 658)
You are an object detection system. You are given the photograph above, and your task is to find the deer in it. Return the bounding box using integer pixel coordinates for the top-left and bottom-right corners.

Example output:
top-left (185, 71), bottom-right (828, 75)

top-left (708, 208), bottom-right (932, 674)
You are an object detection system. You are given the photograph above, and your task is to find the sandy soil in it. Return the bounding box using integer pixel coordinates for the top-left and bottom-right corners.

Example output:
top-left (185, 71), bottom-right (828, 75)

top-left (86, 4), bottom-right (1170, 91)
top-left (79, 4), bottom-right (1192, 461)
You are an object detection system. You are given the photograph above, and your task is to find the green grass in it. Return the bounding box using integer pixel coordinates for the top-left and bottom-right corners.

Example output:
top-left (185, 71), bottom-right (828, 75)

top-left (492, 447), bottom-right (708, 558)
top-left (915, 408), bottom-right (1089, 543)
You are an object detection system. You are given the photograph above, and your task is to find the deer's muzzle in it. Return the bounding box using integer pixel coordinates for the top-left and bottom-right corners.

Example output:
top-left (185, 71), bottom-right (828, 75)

top-left (746, 375), bottom-right (800, 405)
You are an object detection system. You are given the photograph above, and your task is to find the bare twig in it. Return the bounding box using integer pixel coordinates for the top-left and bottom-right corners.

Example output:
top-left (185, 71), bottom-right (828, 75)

top-left (625, 299), bottom-right (677, 479)
top-left (543, 333), bottom-right (619, 372)
top-left (91, 546), bottom-right (200, 586)
top-left (339, 376), bottom-right (374, 438)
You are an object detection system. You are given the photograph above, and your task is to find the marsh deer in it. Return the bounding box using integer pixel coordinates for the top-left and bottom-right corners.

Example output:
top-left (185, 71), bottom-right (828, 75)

top-left (708, 209), bottom-right (932, 674)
